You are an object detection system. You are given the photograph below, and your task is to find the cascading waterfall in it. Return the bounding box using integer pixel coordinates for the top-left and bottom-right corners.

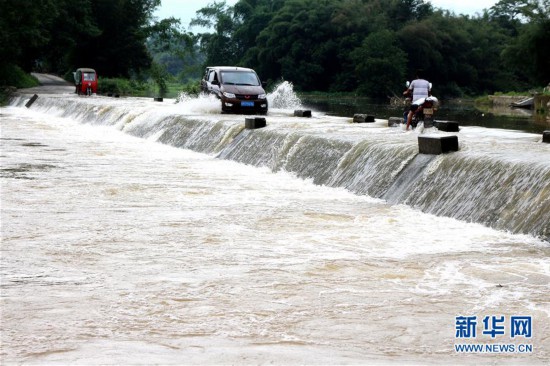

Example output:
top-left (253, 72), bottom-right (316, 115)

top-left (383, 154), bottom-right (436, 204)
top-left (10, 91), bottom-right (550, 241)
top-left (404, 153), bottom-right (550, 235)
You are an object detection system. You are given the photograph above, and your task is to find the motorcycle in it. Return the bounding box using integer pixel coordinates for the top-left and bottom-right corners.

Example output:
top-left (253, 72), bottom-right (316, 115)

top-left (410, 96), bottom-right (438, 129)
top-left (403, 81), bottom-right (438, 130)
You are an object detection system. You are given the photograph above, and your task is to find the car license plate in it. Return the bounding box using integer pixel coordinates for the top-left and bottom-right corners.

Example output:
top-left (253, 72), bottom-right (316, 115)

top-left (423, 108), bottom-right (433, 115)
top-left (241, 101), bottom-right (254, 107)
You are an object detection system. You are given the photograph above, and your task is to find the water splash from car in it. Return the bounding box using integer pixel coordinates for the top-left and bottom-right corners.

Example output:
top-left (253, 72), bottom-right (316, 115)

top-left (176, 80), bottom-right (304, 115)
top-left (267, 81), bottom-right (303, 110)
top-left (175, 92), bottom-right (221, 115)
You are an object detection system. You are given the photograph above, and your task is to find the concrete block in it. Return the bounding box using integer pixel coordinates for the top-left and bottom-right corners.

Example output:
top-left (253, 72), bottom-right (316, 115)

top-left (418, 135), bottom-right (459, 154)
top-left (154, 97), bottom-right (163, 102)
top-left (543, 131), bottom-right (550, 143)
top-left (245, 117), bottom-right (266, 129)
top-left (353, 114), bottom-right (375, 123)
top-left (25, 94), bottom-right (38, 108)
top-left (388, 117), bottom-right (403, 127)
top-left (294, 110), bottom-right (312, 117)
top-left (435, 120), bottom-right (459, 132)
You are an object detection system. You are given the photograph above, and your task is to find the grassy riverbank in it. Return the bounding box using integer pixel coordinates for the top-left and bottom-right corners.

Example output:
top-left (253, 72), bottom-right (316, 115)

top-left (93, 78), bottom-right (200, 99)
top-left (0, 65), bottom-right (40, 105)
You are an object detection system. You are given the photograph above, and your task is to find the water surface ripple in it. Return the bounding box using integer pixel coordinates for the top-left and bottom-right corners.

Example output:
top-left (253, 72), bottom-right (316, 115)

top-left (1, 105), bottom-right (549, 365)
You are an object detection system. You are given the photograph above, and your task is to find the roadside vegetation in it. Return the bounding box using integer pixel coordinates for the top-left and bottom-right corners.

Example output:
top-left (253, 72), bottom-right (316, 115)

top-left (0, 0), bottom-right (193, 101)
top-left (1, 0), bottom-right (548, 103)
top-left (0, 65), bottom-right (39, 105)
top-left (91, 77), bottom-right (200, 98)
top-left (191, 0), bottom-right (549, 99)
top-left (0, 65), bottom-right (39, 89)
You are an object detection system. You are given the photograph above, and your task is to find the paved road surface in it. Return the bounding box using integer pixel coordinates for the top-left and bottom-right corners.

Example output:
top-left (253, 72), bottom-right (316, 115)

top-left (18, 73), bottom-right (75, 95)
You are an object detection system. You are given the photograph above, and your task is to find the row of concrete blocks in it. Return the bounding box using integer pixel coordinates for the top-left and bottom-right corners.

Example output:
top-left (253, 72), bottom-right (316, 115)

top-left (245, 109), bottom-right (311, 128)
top-left (107, 95), bottom-right (162, 101)
top-left (102, 94), bottom-right (160, 100)
top-left (246, 114), bottom-right (550, 155)
top-left (354, 114), bottom-right (461, 154)
top-left (23, 96), bottom-right (550, 153)
top-left (358, 115), bottom-right (459, 132)
top-left (246, 115), bottom-right (460, 154)
top-left (387, 117), bottom-right (461, 132)
top-left (24, 92), bottom-right (123, 107)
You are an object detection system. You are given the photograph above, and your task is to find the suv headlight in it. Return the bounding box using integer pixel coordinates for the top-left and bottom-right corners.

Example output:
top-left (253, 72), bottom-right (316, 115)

top-left (223, 92), bottom-right (236, 99)
top-left (258, 93), bottom-right (266, 99)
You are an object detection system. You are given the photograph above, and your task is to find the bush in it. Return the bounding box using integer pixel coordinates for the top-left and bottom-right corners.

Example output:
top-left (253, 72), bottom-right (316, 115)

top-left (63, 70), bottom-right (76, 83)
top-left (97, 77), bottom-right (150, 96)
top-left (474, 95), bottom-right (492, 106)
top-left (0, 64), bottom-right (39, 88)
top-left (180, 80), bottom-right (201, 95)
top-left (0, 86), bottom-right (17, 106)
top-left (0, 64), bottom-right (39, 105)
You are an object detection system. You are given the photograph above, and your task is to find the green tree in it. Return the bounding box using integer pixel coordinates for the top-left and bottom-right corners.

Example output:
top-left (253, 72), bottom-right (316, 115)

top-left (233, 0), bottom-right (286, 72)
top-left (398, 10), bottom-right (505, 96)
top-left (352, 30), bottom-right (407, 97)
top-left (78, 0), bottom-right (159, 77)
top-left (147, 16), bottom-right (197, 82)
top-left (463, 14), bottom-right (515, 93)
top-left (0, 0), bottom-right (57, 72)
top-left (41, 0), bottom-right (100, 74)
top-left (0, 0), bottom-right (185, 85)
top-left (494, 0), bottom-right (550, 85)
top-left (191, 1), bottom-right (240, 66)
top-left (254, 0), bottom-right (341, 91)
top-left (386, 0), bottom-right (434, 29)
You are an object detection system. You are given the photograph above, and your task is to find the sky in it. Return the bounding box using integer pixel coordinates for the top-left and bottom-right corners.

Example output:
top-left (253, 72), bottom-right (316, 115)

top-left (154, 0), bottom-right (500, 30)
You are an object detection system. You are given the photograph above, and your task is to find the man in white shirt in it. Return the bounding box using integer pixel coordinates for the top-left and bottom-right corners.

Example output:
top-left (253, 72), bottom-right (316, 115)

top-left (403, 71), bottom-right (432, 130)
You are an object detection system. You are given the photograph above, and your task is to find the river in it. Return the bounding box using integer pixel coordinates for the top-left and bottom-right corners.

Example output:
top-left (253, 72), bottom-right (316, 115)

top-left (1, 86), bottom-right (549, 364)
top-left (301, 95), bottom-right (550, 134)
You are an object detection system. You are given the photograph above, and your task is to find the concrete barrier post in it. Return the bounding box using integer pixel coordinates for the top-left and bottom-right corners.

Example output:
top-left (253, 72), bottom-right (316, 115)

top-left (434, 120), bottom-right (460, 132)
top-left (245, 117), bottom-right (267, 129)
top-left (418, 135), bottom-right (459, 154)
top-left (25, 94), bottom-right (39, 108)
top-left (294, 110), bottom-right (312, 117)
top-left (353, 114), bottom-right (375, 123)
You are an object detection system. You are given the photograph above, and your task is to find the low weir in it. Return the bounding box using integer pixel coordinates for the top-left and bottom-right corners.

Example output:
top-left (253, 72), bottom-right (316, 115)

top-left (10, 93), bottom-right (550, 241)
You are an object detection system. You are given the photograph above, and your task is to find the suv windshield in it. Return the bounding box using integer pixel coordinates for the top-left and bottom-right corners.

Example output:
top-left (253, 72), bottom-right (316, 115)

top-left (220, 71), bottom-right (259, 86)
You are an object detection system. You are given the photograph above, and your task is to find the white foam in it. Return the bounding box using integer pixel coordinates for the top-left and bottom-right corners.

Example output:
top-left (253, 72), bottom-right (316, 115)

top-left (175, 92), bottom-right (221, 115)
top-left (3, 105), bottom-right (549, 365)
top-left (267, 81), bottom-right (303, 110)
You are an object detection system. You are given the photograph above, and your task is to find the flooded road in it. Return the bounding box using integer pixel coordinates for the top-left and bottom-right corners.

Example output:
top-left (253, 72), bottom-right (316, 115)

top-left (1, 101), bottom-right (549, 364)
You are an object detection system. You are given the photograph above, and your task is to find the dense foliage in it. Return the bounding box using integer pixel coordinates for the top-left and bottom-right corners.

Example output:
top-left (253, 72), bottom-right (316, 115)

top-left (2, 0), bottom-right (548, 99)
top-left (0, 0), bottom-right (188, 86)
top-left (192, 0), bottom-right (550, 98)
